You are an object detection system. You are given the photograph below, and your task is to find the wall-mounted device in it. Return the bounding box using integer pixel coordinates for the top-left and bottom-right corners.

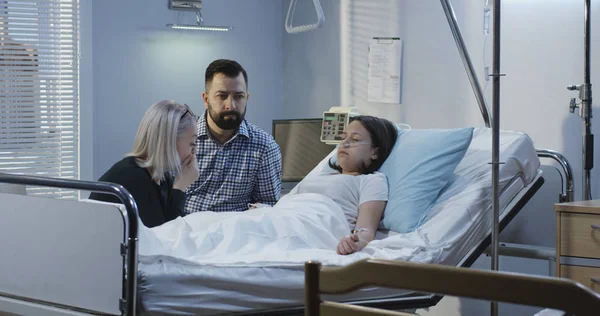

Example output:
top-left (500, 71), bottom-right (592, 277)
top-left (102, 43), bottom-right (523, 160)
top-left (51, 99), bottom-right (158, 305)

top-left (166, 0), bottom-right (232, 32)
top-left (320, 106), bottom-right (361, 145)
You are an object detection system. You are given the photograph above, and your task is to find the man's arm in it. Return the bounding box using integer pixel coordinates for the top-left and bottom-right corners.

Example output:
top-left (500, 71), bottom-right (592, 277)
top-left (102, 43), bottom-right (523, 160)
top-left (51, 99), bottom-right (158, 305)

top-left (252, 140), bottom-right (282, 205)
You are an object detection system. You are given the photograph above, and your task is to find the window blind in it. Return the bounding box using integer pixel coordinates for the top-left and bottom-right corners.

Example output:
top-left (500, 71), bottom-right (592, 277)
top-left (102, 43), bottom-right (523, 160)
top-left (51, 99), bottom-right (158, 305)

top-left (0, 0), bottom-right (79, 199)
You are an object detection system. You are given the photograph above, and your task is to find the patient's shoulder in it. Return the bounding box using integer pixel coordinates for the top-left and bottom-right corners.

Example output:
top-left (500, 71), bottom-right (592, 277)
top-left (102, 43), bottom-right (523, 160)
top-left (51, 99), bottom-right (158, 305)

top-left (361, 172), bottom-right (388, 186)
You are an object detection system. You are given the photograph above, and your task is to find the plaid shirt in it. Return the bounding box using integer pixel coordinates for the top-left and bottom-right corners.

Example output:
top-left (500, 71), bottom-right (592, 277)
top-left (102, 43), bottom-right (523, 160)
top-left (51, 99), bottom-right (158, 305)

top-left (184, 112), bottom-right (282, 214)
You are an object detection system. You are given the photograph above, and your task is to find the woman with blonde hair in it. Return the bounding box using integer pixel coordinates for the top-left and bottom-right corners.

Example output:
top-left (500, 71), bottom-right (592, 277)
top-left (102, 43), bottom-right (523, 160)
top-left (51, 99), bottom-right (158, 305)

top-left (90, 100), bottom-right (200, 227)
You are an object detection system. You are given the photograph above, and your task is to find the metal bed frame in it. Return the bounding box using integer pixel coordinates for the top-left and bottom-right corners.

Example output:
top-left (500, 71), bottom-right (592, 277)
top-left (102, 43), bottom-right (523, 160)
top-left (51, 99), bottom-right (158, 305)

top-left (0, 173), bottom-right (140, 316)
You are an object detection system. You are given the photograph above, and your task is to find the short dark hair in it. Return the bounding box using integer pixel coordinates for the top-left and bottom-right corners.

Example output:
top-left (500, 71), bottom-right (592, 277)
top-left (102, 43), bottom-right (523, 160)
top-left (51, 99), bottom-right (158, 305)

top-left (328, 115), bottom-right (398, 174)
top-left (205, 59), bottom-right (248, 90)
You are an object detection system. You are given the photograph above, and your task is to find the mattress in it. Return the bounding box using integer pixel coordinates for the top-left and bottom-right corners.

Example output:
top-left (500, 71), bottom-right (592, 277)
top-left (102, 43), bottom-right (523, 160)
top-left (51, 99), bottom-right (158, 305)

top-left (137, 127), bottom-right (541, 316)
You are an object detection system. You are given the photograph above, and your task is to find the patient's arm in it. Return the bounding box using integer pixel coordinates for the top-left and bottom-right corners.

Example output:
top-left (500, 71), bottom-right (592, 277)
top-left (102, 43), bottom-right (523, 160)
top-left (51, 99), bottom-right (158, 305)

top-left (337, 200), bottom-right (386, 255)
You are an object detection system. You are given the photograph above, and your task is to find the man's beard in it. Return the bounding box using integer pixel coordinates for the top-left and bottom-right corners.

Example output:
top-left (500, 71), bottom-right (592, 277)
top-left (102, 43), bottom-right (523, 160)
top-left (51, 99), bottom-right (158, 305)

top-left (208, 106), bottom-right (246, 130)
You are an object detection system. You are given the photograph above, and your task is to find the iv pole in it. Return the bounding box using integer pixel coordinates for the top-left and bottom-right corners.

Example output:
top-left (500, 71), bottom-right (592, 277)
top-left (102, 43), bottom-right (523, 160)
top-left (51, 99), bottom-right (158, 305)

top-left (440, 3), bottom-right (501, 314)
top-left (490, 0), bottom-right (503, 315)
top-left (568, 0), bottom-right (593, 201)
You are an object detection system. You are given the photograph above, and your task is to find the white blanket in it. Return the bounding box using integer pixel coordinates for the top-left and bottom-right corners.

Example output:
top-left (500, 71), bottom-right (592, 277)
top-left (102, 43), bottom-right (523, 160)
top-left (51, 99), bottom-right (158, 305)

top-left (138, 193), bottom-right (439, 267)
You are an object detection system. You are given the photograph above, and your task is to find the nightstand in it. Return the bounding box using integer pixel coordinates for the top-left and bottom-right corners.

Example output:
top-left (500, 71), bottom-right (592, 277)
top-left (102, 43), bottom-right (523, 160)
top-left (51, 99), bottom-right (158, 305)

top-left (555, 200), bottom-right (600, 293)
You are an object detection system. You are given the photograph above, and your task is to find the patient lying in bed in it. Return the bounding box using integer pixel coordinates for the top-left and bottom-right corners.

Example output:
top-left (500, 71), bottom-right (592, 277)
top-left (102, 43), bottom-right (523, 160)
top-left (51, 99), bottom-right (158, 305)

top-left (289, 115), bottom-right (398, 255)
top-left (139, 115), bottom-right (398, 259)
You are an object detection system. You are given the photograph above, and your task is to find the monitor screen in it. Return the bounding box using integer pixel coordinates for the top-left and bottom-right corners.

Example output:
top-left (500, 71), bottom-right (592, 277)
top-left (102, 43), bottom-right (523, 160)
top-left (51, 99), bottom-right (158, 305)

top-left (273, 119), bottom-right (336, 182)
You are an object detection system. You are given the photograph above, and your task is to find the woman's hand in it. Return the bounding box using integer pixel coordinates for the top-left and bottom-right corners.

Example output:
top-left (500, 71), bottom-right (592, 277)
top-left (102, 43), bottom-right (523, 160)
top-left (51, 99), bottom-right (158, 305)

top-left (173, 153), bottom-right (199, 191)
top-left (337, 233), bottom-right (368, 255)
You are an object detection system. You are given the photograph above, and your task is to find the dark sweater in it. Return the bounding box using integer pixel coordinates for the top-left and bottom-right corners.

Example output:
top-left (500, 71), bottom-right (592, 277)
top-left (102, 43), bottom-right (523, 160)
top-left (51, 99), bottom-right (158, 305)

top-left (89, 156), bottom-right (185, 228)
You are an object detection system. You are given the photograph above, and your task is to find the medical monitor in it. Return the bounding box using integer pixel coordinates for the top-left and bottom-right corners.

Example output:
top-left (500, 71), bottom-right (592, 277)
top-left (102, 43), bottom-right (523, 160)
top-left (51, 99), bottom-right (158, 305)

top-left (272, 119), bottom-right (336, 182)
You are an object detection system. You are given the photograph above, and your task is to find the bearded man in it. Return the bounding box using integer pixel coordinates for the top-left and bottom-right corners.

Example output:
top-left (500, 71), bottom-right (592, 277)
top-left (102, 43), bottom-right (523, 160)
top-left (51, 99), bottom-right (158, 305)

top-left (184, 59), bottom-right (282, 214)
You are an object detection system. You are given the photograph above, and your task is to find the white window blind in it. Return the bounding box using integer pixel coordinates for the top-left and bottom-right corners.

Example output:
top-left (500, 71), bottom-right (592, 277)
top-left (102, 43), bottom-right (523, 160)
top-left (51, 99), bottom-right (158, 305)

top-left (0, 0), bottom-right (79, 199)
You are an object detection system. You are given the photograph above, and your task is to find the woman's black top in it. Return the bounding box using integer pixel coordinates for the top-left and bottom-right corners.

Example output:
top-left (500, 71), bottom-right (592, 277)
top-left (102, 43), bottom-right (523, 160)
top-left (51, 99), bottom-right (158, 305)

top-left (89, 156), bottom-right (185, 227)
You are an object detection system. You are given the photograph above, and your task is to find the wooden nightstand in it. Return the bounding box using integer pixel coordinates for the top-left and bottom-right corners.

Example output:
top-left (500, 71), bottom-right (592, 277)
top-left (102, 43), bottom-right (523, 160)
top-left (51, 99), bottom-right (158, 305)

top-left (555, 200), bottom-right (600, 293)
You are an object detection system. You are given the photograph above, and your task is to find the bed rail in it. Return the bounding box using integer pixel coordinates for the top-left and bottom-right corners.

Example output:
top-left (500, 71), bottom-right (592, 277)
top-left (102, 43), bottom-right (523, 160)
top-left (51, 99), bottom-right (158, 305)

top-left (0, 173), bottom-right (139, 316)
top-left (537, 149), bottom-right (574, 203)
top-left (306, 259), bottom-right (600, 316)
top-left (479, 150), bottom-right (573, 268)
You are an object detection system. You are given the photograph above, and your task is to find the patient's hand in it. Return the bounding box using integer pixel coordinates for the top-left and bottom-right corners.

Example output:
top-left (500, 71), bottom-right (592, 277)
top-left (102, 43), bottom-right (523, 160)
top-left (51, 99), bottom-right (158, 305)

top-left (337, 233), bottom-right (368, 255)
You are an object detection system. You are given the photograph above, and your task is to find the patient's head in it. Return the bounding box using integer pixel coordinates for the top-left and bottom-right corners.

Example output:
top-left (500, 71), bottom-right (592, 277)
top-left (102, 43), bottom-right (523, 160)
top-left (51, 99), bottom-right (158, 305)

top-left (329, 116), bottom-right (397, 175)
top-left (128, 100), bottom-right (198, 183)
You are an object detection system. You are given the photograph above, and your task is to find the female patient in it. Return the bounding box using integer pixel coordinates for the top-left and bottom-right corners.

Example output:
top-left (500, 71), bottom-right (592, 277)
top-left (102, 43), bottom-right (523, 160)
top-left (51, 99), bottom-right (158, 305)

top-left (90, 100), bottom-right (199, 228)
top-left (292, 115), bottom-right (397, 255)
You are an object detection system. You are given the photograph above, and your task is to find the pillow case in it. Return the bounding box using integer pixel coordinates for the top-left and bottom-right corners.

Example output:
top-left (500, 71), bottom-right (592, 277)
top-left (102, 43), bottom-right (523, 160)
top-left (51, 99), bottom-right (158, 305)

top-left (379, 127), bottom-right (474, 233)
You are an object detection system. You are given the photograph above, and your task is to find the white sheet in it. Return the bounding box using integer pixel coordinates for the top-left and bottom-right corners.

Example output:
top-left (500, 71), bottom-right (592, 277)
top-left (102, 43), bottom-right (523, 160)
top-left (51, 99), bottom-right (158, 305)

top-left (139, 193), bottom-right (385, 267)
top-left (137, 127), bottom-right (542, 315)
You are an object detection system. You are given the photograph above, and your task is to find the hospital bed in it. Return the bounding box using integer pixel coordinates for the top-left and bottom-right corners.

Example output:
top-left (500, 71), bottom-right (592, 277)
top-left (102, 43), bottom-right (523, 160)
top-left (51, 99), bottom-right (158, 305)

top-left (135, 127), bottom-right (547, 315)
top-left (0, 127), bottom-right (562, 316)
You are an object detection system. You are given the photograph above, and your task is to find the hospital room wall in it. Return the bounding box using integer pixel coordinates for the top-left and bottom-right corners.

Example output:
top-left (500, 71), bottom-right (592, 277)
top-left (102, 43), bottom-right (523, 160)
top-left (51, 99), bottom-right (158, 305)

top-left (282, 0), bottom-right (341, 119)
top-left (84, 0), bottom-right (285, 180)
top-left (282, 0), bottom-right (472, 123)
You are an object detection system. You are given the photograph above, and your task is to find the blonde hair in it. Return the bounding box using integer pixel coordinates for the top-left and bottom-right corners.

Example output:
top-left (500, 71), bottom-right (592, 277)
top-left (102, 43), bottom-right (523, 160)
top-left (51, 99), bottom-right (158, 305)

top-left (127, 100), bottom-right (196, 183)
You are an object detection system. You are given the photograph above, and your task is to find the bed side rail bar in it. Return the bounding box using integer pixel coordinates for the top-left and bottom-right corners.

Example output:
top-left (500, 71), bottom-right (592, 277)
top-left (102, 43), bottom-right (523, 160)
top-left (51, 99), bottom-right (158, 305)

top-left (0, 173), bottom-right (139, 316)
top-left (306, 259), bottom-right (600, 316)
top-left (536, 149), bottom-right (574, 202)
top-left (478, 151), bottom-right (572, 274)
